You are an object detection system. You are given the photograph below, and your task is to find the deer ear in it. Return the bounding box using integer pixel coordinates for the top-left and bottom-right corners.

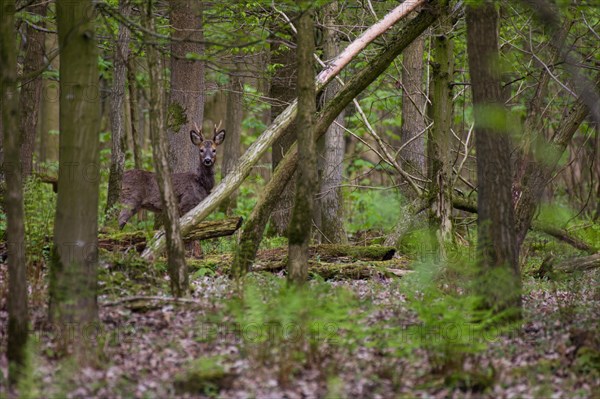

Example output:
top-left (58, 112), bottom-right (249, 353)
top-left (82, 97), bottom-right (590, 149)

top-left (190, 130), bottom-right (204, 145)
top-left (213, 129), bottom-right (225, 146)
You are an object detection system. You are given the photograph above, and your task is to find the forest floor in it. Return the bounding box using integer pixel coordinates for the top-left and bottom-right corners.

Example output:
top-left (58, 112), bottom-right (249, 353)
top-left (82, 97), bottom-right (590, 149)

top-left (1, 238), bottom-right (599, 398)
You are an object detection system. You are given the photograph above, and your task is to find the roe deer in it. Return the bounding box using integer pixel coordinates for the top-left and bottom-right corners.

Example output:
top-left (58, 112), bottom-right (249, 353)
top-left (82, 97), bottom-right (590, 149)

top-left (118, 122), bottom-right (226, 229)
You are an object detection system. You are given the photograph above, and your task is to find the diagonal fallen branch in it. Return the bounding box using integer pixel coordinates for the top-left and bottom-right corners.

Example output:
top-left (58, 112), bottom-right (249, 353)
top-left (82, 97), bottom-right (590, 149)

top-left (142, 0), bottom-right (427, 260)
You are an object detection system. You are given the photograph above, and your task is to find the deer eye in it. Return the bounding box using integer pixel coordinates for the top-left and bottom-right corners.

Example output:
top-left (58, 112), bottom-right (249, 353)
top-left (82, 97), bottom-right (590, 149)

top-left (212, 149), bottom-right (216, 153)
top-left (200, 148), bottom-right (205, 153)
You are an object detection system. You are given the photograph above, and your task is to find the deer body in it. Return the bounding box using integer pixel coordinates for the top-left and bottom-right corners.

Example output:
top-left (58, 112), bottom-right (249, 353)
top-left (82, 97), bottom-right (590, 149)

top-left (118, 125), bottom-right (225, 229)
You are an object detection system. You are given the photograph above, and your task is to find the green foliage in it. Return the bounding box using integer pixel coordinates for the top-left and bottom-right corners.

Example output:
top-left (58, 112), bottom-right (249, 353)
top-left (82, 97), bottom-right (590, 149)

top-left (228, 275), bottom-right (357, 383)
top-left (23, 177), bottom-right (56, 269)
top-left (345, 189), bottom-right (402, 233)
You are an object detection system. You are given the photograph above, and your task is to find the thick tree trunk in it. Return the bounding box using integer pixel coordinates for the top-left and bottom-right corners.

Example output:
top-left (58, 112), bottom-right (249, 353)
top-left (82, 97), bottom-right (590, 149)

top-left (143, 0), bottom-right (430, 260)
top-left (231, 6), bottom-right (439, 274)
top-left (1, 0), bottom-right (29, 384)
top-left (399, 25), bottom-right (426, 176)
top-left (315, 1), bottom-right (347, 244)
top-left (145, 1), bottom-right (188, 297)
top-left (19, 2), bottom-right (46, 178)
top-left (270, 32), bottom-right (297, 236)
top-left (427, 0), bottom-right (454, 252)
top-left (106, 0), bottom-right (132, 214)
top-left (220, 70), bottom-right (243, 213)
top-left (287, 5), bottom-right (316, 285)
top-left (167, 0), bottom-right (204, 174)
top-left (48, 0), bottom-right (101, 350)
top-left (466, 1), bottom-right (521, 316)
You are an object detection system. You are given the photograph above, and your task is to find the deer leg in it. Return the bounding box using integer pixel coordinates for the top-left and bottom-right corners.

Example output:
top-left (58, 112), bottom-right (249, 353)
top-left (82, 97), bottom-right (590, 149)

top-left (118, 203), bottom-right (140, 229)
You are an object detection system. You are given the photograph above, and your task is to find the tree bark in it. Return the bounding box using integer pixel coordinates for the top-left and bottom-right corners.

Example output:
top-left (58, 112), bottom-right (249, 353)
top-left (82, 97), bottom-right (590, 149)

top-left (167, 0), bottom-right (204, 174)
top-left (399, 22), bottom-right (426, 176)
top-left (315, 1), bottom-right (347, 244)
top-left (142, 0), bottom-right (430, 261)
top-left (145, 0), bottom-right (188, 297)
top-left (287, 4), bottom-right (316, 285)
top-left (220, 69), bottom-right (243, 213)
top-left (466, 1), bottom-right (521, 316)
top-left (39, 20), bottom-right (60, 165)
top-left (48, 0), bottom-right (101, 351)
top-left (270, 27), bottom-right (297, 236)
top-left (1, 0), bottom-right (29, 384)
top-left (127, 55), bottom-right (143, 169)
top-left (231, 6), bottom-right (439, 275)
top-left (106, 0), bottom-right (132, 215)
top-left (427, 0), bottom-right (454, 253)
top-left (19, 2), bottom-right (46, 178)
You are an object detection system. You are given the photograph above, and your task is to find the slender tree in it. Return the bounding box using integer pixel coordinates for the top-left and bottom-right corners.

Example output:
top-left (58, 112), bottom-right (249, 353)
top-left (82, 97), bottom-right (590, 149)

top-left (48, 0), bottom-right (101, 350)
top-left (1, 0), bottom-right (29, 384)
top-left (39, 14), bottom-right (60, 165)
top-left (145, 0), bottom-right (188, 296)
top-left (466, 1), bottom-right (521, 317)
top-left (427, 0), bottom-right (454, 252)
top-left (287, 3), bottom-right (316, 284)
top-left (19, 2), bottom-right (46, 178)
top-left (106, 0), bottom-right (132, 215)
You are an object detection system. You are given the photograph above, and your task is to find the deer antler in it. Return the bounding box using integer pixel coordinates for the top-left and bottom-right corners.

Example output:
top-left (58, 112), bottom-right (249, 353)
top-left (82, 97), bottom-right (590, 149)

top-left (193, 121), bottom-right (201, 133)
top-left (214, 120), bottom-right (223, 132)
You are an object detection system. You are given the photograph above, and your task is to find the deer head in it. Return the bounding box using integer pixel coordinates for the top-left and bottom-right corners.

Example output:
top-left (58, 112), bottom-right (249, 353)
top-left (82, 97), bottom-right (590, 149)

top-left (190, 121), bottom-right (226, 167)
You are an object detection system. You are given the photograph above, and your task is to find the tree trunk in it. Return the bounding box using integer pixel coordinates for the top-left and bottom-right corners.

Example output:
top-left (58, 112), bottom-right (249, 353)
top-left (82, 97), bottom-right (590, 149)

top-left (48, 0), bottom-right (101, 351)
top-left (315, 1), bottom-right (347, 244)
top-left (143, 0), bottom-right (430, 260)
top-left (167, 0), bottom-right (204, 174)
top-left (106, 0), bottom-right (132, 215)
top-left (270, 29), bottom-right (297, 236)
top-left (427, 0), bottom-right (454, 252)
top-left (1, 0), bottom-right (29, 384)
top-left (39, 12), bottom-right (60, 165)
top-left (220, 69), bottom-right (243, 213)
top-left (287, 4), bottom-right (316, 285)
top-left (19, 2), bottom-right (46, 178)
top-left (145, 1), bottom-right (188, 297)
top-left (466, 1), bottom-right (521, 317)
top-left (231, 7), bottom-right (439, 274)
top-left (399, 20), bottom-right (426, 176)
top-left (127, 55), bottom-right (143, 169)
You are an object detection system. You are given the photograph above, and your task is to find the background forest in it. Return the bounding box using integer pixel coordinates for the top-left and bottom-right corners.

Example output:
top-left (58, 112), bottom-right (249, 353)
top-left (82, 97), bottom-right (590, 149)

top-left (0, 0), bottom-right (599, 397)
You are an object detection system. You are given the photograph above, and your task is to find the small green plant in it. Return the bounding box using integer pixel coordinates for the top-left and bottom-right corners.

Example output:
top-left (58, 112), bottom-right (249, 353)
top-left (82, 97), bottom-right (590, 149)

top-left (228, 275), bottom-right (357, 385)
top-left (23, 177), bottom-right (56, 276)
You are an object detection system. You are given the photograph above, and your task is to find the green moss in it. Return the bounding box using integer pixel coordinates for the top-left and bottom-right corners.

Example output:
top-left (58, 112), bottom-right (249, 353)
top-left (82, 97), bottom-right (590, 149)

top-left (167, 102), bottom-right (188, 132)
top-left (173, 356), bottom-right (233, 395)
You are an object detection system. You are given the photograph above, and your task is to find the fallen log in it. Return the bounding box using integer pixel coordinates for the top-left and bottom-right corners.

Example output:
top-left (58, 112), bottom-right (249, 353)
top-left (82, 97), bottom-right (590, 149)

top-left (536, 253), bottom-right (600, 278)
top-left (99, 217), bottom-right (242, 252)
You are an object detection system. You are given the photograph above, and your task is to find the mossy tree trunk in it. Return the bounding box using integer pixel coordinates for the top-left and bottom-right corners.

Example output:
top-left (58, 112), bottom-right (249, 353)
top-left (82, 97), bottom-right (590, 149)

top-left (39, 14), bottom-right (60, 165)
top-left (427, 0), bottom-right (454, 253)
top-left (145, 0), bottom-right (188, 297)
top-left (466, 1), bottom-right (521, 318)
top-left (48, 0), bottom-right (101, 350)
top-left (287, 3), bottom-right (317, 284)
top-left (1, 0), bottom-right (28, 384)
top-left (105, 0), bottom-right (132, 215)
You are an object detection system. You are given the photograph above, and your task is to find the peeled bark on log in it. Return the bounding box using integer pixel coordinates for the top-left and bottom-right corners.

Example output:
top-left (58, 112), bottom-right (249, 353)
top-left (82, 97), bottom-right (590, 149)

top-left (536, 253), bottom-right (600, 278)
top-left (141, 0), bottom-right (428, 261)
top-left (99, 217), bottom-right (243, 252)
